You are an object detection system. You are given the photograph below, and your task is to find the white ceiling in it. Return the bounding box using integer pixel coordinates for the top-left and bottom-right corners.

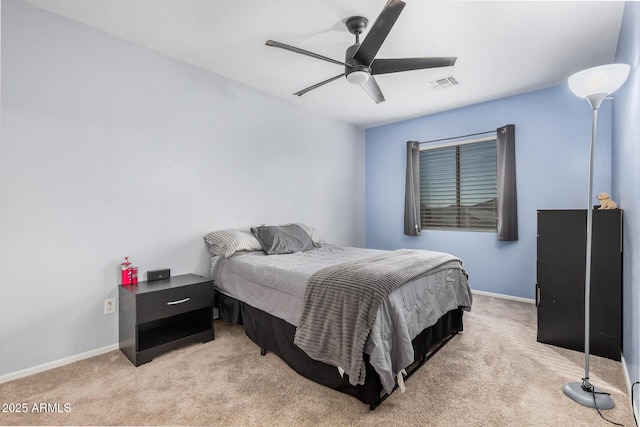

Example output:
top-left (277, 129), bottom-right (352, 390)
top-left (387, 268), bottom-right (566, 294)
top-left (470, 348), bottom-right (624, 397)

top-left (18, 0), bottom-right (625, 129)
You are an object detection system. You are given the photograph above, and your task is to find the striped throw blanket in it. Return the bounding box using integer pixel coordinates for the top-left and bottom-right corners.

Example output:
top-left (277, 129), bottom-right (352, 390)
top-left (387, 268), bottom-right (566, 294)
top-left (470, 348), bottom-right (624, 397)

top-left (293, 249), bottom-right (462, 386)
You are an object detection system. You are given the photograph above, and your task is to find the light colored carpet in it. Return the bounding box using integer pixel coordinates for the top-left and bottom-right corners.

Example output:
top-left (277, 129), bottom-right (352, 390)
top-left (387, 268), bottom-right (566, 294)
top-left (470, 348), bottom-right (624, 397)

top-left (0, 294), bottom-right (635, 426)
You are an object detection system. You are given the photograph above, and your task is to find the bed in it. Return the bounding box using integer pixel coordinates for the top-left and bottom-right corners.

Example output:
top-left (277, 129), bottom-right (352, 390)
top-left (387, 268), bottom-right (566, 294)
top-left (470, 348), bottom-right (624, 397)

top-left (204, 224), bottom-right (472, 409)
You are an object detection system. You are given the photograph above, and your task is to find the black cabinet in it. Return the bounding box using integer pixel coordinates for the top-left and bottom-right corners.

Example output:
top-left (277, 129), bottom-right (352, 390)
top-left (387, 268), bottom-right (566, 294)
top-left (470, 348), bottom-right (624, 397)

top-left (119, 274), bottom-right (215, 366)
top-left (536, 209), bottom-right (622, 360)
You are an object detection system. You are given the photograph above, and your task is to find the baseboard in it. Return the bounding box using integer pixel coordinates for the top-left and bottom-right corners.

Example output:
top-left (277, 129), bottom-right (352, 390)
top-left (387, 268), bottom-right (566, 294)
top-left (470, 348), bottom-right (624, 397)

top-left (0, 343), bottom-right (119, 385)
top-left (622, 352), bottom-right (631, 393)
top-left (471, 289), bottom-right (535, 304)
top-left (621, 353), bottom-right (639, 421)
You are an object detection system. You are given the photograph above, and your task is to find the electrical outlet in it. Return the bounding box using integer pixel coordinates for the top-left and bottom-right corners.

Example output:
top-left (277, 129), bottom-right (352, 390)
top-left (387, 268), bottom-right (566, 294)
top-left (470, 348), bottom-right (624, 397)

top-left (104, 298), bottom-right (116, 314)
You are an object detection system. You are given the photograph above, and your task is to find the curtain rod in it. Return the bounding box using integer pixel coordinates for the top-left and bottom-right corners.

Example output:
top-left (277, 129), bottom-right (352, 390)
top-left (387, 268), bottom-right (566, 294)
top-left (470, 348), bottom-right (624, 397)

top-left (418, 129), bottom-right (497, 145)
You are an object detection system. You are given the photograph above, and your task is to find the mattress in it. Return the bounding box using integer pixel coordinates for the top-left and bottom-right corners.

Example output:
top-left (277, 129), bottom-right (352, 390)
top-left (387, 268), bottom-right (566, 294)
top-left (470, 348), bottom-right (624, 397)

top-left (214, 244), bottom-right (472, 392)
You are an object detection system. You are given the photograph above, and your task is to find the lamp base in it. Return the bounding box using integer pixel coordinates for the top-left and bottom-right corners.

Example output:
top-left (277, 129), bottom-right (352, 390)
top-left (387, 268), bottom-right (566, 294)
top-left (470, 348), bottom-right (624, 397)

top-left (563, 382), bottom-right (615, 409)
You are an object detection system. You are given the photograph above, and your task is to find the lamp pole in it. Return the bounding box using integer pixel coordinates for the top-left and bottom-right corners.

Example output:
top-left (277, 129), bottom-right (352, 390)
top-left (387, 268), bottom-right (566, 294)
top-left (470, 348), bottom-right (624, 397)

top-left (583, 103), bottom-right (597, 390)
top-left (562, 95), bottom-right (614, 410)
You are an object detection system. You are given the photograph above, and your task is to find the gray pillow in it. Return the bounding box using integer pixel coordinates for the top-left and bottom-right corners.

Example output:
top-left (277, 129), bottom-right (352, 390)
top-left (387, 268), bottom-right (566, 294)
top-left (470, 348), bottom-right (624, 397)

top-left (251, 224), bottom-right (317, 255)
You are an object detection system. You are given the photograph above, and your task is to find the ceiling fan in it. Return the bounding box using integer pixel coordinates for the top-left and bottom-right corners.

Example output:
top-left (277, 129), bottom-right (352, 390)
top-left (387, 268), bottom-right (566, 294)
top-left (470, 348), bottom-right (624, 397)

top-left (265, 0), bottom-right (457, 104)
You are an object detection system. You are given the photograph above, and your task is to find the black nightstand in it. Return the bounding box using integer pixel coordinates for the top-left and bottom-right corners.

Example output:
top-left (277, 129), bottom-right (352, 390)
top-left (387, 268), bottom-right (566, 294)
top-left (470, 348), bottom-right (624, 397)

top-left (119, 274), bottom-right (215, 366)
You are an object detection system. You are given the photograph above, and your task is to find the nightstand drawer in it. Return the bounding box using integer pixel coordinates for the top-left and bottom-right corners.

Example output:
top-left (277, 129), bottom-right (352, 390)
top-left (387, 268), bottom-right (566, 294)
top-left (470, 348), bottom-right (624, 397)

top-left (137, 282), bottom-right (214, 324)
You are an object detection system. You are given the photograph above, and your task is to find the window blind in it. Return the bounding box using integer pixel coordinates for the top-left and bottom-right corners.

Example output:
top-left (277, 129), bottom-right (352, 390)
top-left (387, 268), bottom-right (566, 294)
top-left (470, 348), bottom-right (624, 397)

top-left (419, 139), bottom-right (497, 231)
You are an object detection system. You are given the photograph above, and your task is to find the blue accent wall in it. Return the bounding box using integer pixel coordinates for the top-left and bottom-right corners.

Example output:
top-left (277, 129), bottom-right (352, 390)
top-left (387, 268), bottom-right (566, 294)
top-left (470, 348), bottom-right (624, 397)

top-left (365, 85), bottom-right (612, 300)
top-left (613, 0), bottom-right (640, 409)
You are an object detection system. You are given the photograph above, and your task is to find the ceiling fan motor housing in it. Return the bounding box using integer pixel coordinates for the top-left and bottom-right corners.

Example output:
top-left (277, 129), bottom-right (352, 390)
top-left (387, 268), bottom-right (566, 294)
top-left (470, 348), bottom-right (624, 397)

top-left (345, 43), bottom-right (371, 84)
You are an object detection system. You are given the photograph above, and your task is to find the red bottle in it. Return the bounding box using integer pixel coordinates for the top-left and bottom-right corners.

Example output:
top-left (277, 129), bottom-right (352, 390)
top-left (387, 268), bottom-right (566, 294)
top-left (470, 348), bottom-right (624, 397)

top-left (131, 265), bottom-right (138, 285)
top-left (121, 257), bottom-right (132, 285)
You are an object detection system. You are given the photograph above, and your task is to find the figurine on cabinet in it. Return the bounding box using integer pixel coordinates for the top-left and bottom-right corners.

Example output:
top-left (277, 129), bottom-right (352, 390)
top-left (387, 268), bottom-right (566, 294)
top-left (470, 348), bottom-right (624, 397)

top-left (597, 193), bottom-right (618, 210)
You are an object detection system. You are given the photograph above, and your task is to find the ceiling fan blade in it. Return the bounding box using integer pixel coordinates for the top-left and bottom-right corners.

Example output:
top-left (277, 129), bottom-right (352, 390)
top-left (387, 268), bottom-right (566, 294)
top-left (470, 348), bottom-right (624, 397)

top-left (266, 40), bottom-right (346, 66)
top-left (352, 0), bottom-right (405, 66)
top-left (360, 76), bottom-right (385, 104)
top-left (371, 57), bottom-right (457, 75)
top-left (293, 73), bottom-right (345, 96)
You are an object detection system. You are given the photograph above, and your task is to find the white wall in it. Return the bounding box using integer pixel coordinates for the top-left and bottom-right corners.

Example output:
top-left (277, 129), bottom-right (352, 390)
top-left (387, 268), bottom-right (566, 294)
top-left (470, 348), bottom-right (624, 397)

top-left (0, 0), bottom-right (365, 378)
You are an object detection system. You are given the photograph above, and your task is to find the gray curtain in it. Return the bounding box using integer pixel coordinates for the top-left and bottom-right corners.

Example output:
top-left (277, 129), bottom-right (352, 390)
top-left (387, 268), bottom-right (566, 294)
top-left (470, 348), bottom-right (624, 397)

top-left (496, 124), bottom-right (518, 241)
top-left (404, 141), bottom-right (421, 236)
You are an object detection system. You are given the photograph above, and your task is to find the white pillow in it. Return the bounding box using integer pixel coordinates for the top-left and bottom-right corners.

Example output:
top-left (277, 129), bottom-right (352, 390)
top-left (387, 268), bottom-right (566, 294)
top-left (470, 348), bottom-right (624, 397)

top-left (203, 228), bottom-right (263, 258)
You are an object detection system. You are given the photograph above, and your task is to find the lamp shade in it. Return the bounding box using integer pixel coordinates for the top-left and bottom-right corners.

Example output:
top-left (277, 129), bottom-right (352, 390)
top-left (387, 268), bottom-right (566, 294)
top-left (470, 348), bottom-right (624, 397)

top-left (568, 64), bottom-right (630, 98)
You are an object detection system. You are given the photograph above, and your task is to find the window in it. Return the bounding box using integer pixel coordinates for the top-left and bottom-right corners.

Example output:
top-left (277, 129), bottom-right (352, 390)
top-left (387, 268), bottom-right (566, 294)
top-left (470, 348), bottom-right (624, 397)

top-left (419, 137), bottom-right (497, 231)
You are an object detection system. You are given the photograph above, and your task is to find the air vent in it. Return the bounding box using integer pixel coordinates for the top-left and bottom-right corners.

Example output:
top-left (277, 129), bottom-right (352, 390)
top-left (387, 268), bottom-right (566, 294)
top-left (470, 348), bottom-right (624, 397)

top-left (427, 76), bottom-right (460, 90)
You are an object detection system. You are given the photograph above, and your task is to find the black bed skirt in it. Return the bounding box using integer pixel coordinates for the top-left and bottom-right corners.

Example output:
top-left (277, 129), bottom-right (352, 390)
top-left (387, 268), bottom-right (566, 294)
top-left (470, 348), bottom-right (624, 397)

top-left (216, 292), bottom-right (464, 407)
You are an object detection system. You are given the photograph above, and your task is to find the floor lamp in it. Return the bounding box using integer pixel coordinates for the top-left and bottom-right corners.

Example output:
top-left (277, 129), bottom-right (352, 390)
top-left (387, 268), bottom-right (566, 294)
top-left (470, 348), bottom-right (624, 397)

top-left (563, 63), bottom-right (630, 409)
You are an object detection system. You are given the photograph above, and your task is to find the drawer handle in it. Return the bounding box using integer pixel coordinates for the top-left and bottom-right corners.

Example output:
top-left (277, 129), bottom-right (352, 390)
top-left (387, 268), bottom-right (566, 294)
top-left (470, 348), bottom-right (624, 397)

top-left (167, 297), bottom-right (190, 305)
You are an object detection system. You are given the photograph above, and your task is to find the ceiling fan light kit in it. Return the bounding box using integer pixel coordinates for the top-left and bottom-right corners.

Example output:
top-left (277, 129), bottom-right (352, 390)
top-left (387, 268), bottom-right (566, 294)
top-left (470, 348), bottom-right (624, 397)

top-left (265, 0), bottom-right (457, 103)
top-left (346, 70), bottom-right (370, 85)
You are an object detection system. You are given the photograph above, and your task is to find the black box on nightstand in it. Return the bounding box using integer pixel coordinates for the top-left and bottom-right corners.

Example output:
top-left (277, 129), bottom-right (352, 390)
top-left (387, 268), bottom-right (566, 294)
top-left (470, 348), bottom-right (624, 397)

top-left (147, 268), bottom-right (170, 281)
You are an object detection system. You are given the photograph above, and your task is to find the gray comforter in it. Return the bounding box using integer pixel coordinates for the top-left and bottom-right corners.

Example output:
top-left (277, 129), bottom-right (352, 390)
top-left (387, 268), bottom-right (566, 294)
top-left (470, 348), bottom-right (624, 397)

top-left (214, 244), bottom-right (472, 393)
top-left (293, 250), bottom-right (464, 388)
